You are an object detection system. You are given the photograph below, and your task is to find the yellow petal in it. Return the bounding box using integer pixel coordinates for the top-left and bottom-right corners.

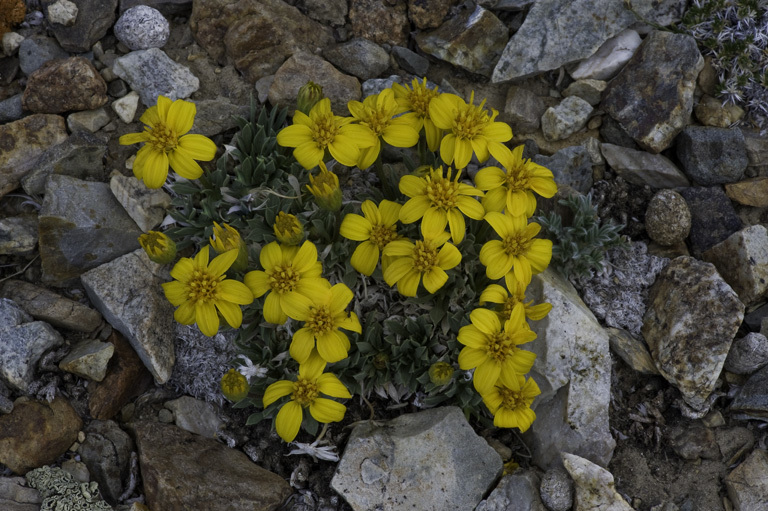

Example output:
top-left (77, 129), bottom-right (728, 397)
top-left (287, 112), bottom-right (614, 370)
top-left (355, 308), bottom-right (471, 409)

top-left (280, 291), bottom-right (314, 322)
top-left (527, 239), bottom-right (553, 273)
top-left (139, 150), bottom-right (169, 189)
top-left (383, 239), bottom-right (414, 257)
top-left (383, 256), bottom-right (413, 286)
top-left (399, 196), bottom-right (431, 224)
top-left (275, 401), bottom-right (303, 442)
top-left (439, 133), bottom-right (456, 166)
top-left (139, 105), bottom-right (160, 127)
top-left (217, 280), bottom-right (254, 305)
top-left (263, 292), bottom-right (287, 324)
top-left (360, 200), bottom-right (381, 225)
top-left (244, 270), bottom-right (269, 297)
top-left (119, 132), bottom-right (148, 146)
top-left (329, 283), bottom-right (353, 315)
top-left (317, 373), bottom-right (351, 399)
top-left (292, 241), bottom-right (318, 273)
top-left (309, 397), bottom-right (346, 423)
top-left (422, 207), bottom-right (447, 239)
top-left (195, 301), bottom-right (219, 337)
top-left (479, 284), bottom-right (507, 305)
top-left (290, 328), bottom-right (315, 364)
top-left (382, 124), bottom-right (419, 148)
top-left (162, 281), bottom-right (188, 306)
top-left (437, 242), bottom-right (461, 270)
top-left (328, 135), bottom-right (363, 167)
top-left (173, 300), bottom-right (196, 325)
top-left (457, 196), bottom-right (485, 220)
top-left (350, 241), bottom-right (379, 276)
top-left (263, 380), bottom-right (294, 407)
top-left (168, 149), bottom-right (204, 180)
top-left (446, 209), bottom-right (466, 244)
top-left (216, 300), bottom-right (243, 329)
top-left (339, 214), bottom-right (372, 241)
top-left (453, 137), bottom-right (473, 170)
top-left (178, 134), bottom-right (217, 161)
top-left (294, 278), bottom-right (332, 299)
top-left (422, 267), bottom-right (448, 293)
top-left (167, 98), bottom-right (196, 136)
top-left (429, 93), bottom-right (459, 130)
top-left (379, 199), bottom-right (402, 226)
top-left (156, 95), bottom-right (172, 121)
top-left (473, 360), bottom-right (501, 394)
top-left (169, 257), bottom-right (194, 281)
top-left (277, 124), bottom-right (313, 148)
top-left (474, 166), bottom-right (506, 191)
top-left (458, 346), bottom-right (487, 370)
top-left (259, 242), bottom-right (282, 270)
top-left (356, 140), bottom-right (380, 170)
top-left (294, 141), bottom-right (324, 170)
top-left (457, 325), bottom-right (487, 349)
top-left (397, 268), bottom-right (421, 297)
top-left (483, 120), bottom-right (513, 143)
top-left (317, 330), bottom-right (349, 363)
top-left (208, 249), bottom-right (238, 277)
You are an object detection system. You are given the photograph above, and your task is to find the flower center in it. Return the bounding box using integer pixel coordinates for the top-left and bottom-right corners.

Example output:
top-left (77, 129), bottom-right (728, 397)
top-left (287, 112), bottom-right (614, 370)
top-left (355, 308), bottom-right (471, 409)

top-left (292, 377), bottom-right (320, 406)
top-left (486, 331), bottom-right (516, 363)
top-left (186, 268), bottom-right (224, 304)
top-left (267, 264), bottom-right (300, 294)
top-left (425, 176), bottom-right (459, 211)
top-left (362, 108), bottom-right (391, 138)
top-left (311, 114), bottom-right (338, 149)
top-left (498, 386), bottom-right (527, 411)
top-left (502, 234), bottom-right (531, 256)
top-left (412, 240), bottom-right (438, 272)
top-left (505, 165), bottom-right (530, 193)
top-left (369, 224), bottom-right (398, 250)
top-left (306, 305), bottom-right (334, 335)
top-left (408, 87), bottom-right (439, 118)
top-left (148, 123), bottom-right (178, 152)
top-left (141, 231), bottom-right (167, 254)
top-left (501, 296), bottom-right (520, 320)
top-left (274, 212), bottom-right (300, 236)
top-left (453, 100), bottom-right (489, 141)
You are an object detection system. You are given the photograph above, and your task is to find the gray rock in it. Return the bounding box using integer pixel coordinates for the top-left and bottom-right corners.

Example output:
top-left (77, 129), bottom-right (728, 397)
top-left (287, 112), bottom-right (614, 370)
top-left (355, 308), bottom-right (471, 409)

top-left (66, 108), bottom-right (111, 133)
top-left (668, 425), bottom-right (721, 461)
top-left (725, 449), bottom-right (768, 511)
top-left (332, 407), bottom-right (502, 510)
top-left (392, 46), bottom-right (429, 77)
top-left (642, 256), bottom-right (745, 413)
top-left (569, 28), bottom-right (642, 81)
top-left (109, 172), bottom-right (171, 233)
top-left (114, 5), bottom-right (170, 50)
top-left (524, 269), bottom-right (615, 469)
top-left (743, 128), bottom-right (768, 172)
top-left (78, 420), bottom-right (134, 505)
top-left (362, 75), bottom-right (406, 97)
top-left (165, 396), bottom-right (224, 438)
top-left (476, 471), bottom-right (545, 511)
top-left (25, 465), bottom-right (111, 510)
top-left (17, 35), bottom-right (69, 76)
top-left (607, 327), bottom-right (659, 375)
top-left (0, 94), bottom-right (23, 122)
top-left (599, 116), bottom-right (639, 150)
top-left (60, 459), bottom-right (90, 483)
top-left (602, 31), bottom-right (703, 153)
top-left (725, 333), bottom-right (768, 375)
top-left (478, 0), bottom-right (535, 9)
top-left (562, 79), bottom-right (607, 106)
top-left (21, 130), bottom-right (108, 196)
top-left (676, 126), bottom-right (748, 186)
top-left (0, 216), bottom-right (38, 256)
top-left (715, 427), bottom-right (754, 463)
top-left (533, 146), bottom-right (592, 194)
top-left (39, 175), bottom-right (142, 286)
top-left (694, 94), bottom-right (745, 128)
top-left (0, 279), bottom-right (102, 333)
top-left (189, 97), bottom-right (248, 137)
top-left (504, 85), bottom-right (546, 133)
top-left (112, 47), bottom-right (200, 107)
top-left (645, 190), bottom-right (692, 247)
top-left (0, 299), bottom-right (64, 394)
top-left (539, 467), bottom-right (573, 511)
top-left (324, 38), bottom-right (389, 81)
top-left (81, 249), bottom-right (176, 384)
top-left (0, 476), bottom-right (42, 511)
top-left (304, 0), bottom-right (348, 25)
top-left (58, 339), bottom-right (114, 382)
top-left (679, 186), bottom-right (742, 257)
top-left (731, 364), bottom-right (768, 420)
top-left (541, 96), bottom-right (593, 141)
top-left (47, 0), bottom-right (78, 26)
top-left (415, 5), bottom-right (508, 77)
top-left (111, 90), bottom-right (139, 124)
top-left (0, 114), bottom-right (68, 200)
top-left (702, 225), bottom-right (768, 307)
top-left (48, 0), bottom-right (117, 52)
top-left (562, 453), bottom-right (633, 511)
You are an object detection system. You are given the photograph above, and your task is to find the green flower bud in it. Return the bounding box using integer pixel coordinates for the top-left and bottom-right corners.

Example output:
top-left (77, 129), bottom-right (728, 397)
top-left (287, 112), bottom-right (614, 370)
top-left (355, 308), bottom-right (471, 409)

top-left (273, 212), bottom-right (304, 246)
top-left (297, 81), bottom-right (324, 115)
top-left (428, 361), bottom-right (454, 386)
top-left (138, 231), bottom-right (177, 264)
top-left (220, 368), bottom-right (249, 402)
top-left (210, 222), bottom-right (248, 272)
top-left (308, 162), bottom-right (342, 212)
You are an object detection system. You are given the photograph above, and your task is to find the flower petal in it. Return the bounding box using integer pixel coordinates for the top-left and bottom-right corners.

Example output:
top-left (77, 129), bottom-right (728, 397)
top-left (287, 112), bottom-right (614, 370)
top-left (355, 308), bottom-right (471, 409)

top-left (458, 346), bottom-right (487, 370)
top-left (259, 242), bottom-right (282, 270)
top-left (218, 280), bottom-right (254, 305)
top-left (277, 124), bottom-right (313, 147)
top-left (178, 134), bottom-right (217, 161)
top-left (168, 149), bottom-right (204, 180)
top-left (309, 397), bottom-right (346, 423)
top-left (290, 328), bottom-right (316, 364)
top-left (195, 301), bottom-right (219, 337)
top-left (216, 300), bottom-right (243, 329)
top-left (263, 380), bottom-right (294, 407)
top-left (339, 214), bottom-right (372, 241)
top-left (399, 196), bottom-right (431, 224)
top-left (167, 99), bottom-right (196, 136)
top-left (275, 401), bottom-right (303, 442)
top-left (473, 360), bottom-right (501, 394)
top-left (263, 291), bottom-right (287, 324)
top-left (350, 241), bottom-right (379, 276)
top-left (317, 330), bottom-right (349, 363)
top-left (162, 281), bottom-right (188, 306)
top-left (422, 267), bottom-right (448, 294)
top-left (208, 249), bottom-right (238, 277)
top-left (173, 300), bottom-right (196, 325)
top-left (317, 373), bottom-right (352, 399)
top-left (244, 270), bottom-right (269, 297)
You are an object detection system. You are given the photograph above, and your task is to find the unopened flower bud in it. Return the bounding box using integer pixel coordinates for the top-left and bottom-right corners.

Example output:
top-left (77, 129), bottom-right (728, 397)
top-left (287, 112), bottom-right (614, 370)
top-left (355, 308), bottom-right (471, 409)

top-left (273, 212), bottom-right (304, 246)
top-left (428, 361), bottom-right (454, 386)
top-left (210, 222), bottom-right (248, 271)
top-left (308, 162), bottom-right (342, 212)
top-left (297, 81), bottom-right (324, 115)
top-left (220, 368), bottom-right (249, 402)
top-left (139, 231), bottom-right (177, 264)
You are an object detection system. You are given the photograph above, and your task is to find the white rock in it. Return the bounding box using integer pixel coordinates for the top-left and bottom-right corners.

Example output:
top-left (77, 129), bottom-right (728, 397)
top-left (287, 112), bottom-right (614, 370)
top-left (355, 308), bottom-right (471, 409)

top-left (112, 91), bottom-right (140, 124)
top-left (46, 0), bottom-right (78, 26)
top-left (541, 96), bottom-right (593, 142)
top-left (562, 453), bottom-right (633, 511)
top-left (165, 396), bottom-right (224, 438)
top-left (570, 29), bottom-right (642, 81)
top-left (66, 108), bottom-right (110, 133)
top-left (109, 172), bottom-right (171, 232)
top-left (2, 32), bottom-right (24, 56)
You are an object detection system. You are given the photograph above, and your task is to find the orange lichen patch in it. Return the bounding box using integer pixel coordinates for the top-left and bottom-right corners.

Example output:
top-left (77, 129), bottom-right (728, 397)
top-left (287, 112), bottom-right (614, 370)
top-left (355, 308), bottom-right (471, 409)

top-left (0, 0), bottom-right (25, 36)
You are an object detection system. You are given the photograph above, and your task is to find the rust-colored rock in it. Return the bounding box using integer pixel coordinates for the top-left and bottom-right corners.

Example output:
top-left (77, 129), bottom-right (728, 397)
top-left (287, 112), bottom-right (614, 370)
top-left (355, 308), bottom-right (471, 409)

top-left (349, 0), bottom-right (409, 47)
top-left (725, 177), bottom-right (768, 208)
top-left (88, 331), bottom-right (153, 420)
top-left (408, 0), bottom-right (458, 30)
top-left (22, 57), bottom-right (108, 114)
top-left (0, 397), bottom-right (82, 474)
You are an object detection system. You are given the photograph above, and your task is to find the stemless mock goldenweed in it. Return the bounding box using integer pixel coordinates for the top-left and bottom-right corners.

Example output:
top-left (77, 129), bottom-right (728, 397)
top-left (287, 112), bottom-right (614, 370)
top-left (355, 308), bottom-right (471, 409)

top-left (479, 273), bottom-right (552, 323)
top-left (479, 212), bottom-right (553, 284)
top-left (138, 230), bottom-right (176, 264)
top-left (482, 374), bottom-right (541, 432)
top-left (392, 77), bottom-right (442, 151)
top-left (210, 222), bottom-right (248, 271)
top-left (273, 212), bottom-right (304, 246)
top-left (340, 199), bottom-right (402, 276)
top-left (307, 162), bottom-right (342, 211)
top-left (119, 95), bottom-right (216, 189)
top-left (382, 231), bottom-right (461, 297)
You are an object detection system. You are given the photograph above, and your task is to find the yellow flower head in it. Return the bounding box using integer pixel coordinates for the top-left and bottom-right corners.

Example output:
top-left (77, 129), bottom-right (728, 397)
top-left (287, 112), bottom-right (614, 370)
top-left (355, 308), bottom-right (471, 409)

top-left (138, 230), bottom-right (176, 264)
top-left (273, 212), bottom-right (304, 246)
top-left (479, 212), bottom-right (553, 284)
top-left (347, 88), bottom-right (420, 169)
top-left (482, 374), bottom-right (541, 432)
top-left (382, 231), bottom-right (461, 297)
top-left (308, 162), bottom-right (342, 211)
top-left (220, 368), bottom-right (249, 402)
top-left (119, 95), bottom-right (217, 189)
top-left (475, 144), bottom-right (558, 217)
top-left (429, 91), bottom-right (513, 170)
top-left (457, 304), bottom-right (537, 395)
top-left (276, 98), bottom-right (376, 170)
top-left (428, 361), bottom-right (454, 386)
top-left (479, 273), bottom-right (552, 323)
top-left (296, 81), bottom-right (324, 115)
top-left (282, 283), bottom-right (362, 364)
top-left (263, 353), bottom-right (351, 442)
top-left (399, 166), bottom-right (484, 244)
top-left (162, 247), bottom-right (255, 337)
top-left (340, 199), bottom-right (401, 276)
top-left (392, 77), bottom-right (442, 152)
top-left (243, 241), bottom-right (330, 324)
top-left (210, 222), bottom-right (248, 271)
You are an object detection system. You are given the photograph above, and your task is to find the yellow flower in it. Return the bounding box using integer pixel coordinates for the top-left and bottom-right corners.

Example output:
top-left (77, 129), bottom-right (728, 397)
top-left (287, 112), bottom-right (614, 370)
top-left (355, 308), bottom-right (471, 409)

top-left (475, 144), bottom-right (558, 217)
top-left (138, 230), bottom-right (176, 264)
top-left (392, 77), bottom-right (442, 152)
top-left (243, 241), bottom-right (330, 324)
top-left (339, 199), bottom-right (401, 276)
top-left (428, 361), bottom-right (454, 386)
top-left (162, 247), bottom-right (255, 337)
top-left (119, 95), bottom-right (217, 189)
top-left (347, 88), bottom-right (420, 169)
top-left (220, 369), bottom-right (249, 402)
top-left (382, 231), bottom-right (461, 297)
top-left (209, 222), bottom-right (248, 272)
top-left (263, 353), bottom-right (351, 442)
top-left (273, 212), bottom-right (304, 246)
top-left (282, 283), bottom-right (362, 364)
top-left (479, 273), bottom-right (552, 323)
top-left (482, 374), bottom-right (541, 432)
top-left (429, 91), bottom-right (513, 170)
top-left (457, 304), bottom-right (537, 394)
top-left (307, 162), bottom-right (342, 211)
top-left (276, 98), bottom-right (376, 170)
top-left (399, 166), bottom-right (484, 243)
top-left (479, 212), bottom-right (553, 284)
top-left (296, 81), bottom-right (324, 115)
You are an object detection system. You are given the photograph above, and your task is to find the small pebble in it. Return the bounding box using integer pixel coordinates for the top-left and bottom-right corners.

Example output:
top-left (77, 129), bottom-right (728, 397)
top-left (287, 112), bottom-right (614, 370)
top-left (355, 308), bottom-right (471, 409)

top-left (114, 5), bottom-right (170, 51)
top-left (645, 189), bottom-right (692, 246)
top-left (540, 467), bottom-right (573, 511)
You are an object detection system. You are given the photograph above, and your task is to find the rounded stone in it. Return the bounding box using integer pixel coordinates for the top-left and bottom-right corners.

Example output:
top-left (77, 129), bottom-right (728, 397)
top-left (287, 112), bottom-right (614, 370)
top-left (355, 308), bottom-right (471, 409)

top-left (539, 467), bottom-right (573, 511)
top-left (645, 189), bottom-right (692, 246)
top-left (114, 6), bottom-right (169, 51)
